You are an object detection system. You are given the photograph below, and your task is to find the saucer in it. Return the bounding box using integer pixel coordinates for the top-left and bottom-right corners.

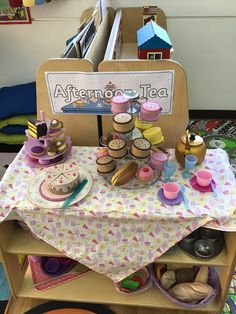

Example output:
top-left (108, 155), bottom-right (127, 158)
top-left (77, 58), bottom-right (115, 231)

top-left (158, 188), bottom-right (183, 205)
top-left (190, 176), bottom-right (216, 192)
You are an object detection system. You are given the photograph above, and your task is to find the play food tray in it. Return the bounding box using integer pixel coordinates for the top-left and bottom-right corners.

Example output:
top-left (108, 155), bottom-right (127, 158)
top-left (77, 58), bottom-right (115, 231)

top-left (101, 155), bottom-right (161, 189)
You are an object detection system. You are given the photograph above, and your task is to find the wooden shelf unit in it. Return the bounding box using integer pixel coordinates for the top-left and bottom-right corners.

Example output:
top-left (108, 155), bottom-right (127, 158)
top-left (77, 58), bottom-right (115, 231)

top-left (0, 220), bottom-right (235, 314)
top-left (7, 226), bottom-right (229, 267)
top-left (17, 267), bottom-right (222, 312)
top-left (1, 6), bottom-right (235, 313)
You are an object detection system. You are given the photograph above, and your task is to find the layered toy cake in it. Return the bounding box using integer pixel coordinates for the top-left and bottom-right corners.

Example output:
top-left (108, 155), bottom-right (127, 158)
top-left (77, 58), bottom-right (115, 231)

top-left (45, 162), bottom-right (80, 195)
top-left (140, 101), bottom-right (162, 122)
top-left (113, 112), bottom-right (134, 134)
top-left (108, 138), bottom-right (128, 159)
top-left (111, 95), bottom-right (130, 113)
top-left (130, 138), bottom-right (151, 159)
top-left (96, 156), bottom-right (116, 174)
top-left (143, 127), bottom-right (164, 145)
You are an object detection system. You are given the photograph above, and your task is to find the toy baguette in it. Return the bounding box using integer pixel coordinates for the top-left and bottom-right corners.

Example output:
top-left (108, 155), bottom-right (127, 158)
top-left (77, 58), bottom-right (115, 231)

top-left (194, 266), bottom-right (209, 284)
top-left (169, 282), bottom-right (214, 303)
top-left (111, 161), bottom-right (138, 186)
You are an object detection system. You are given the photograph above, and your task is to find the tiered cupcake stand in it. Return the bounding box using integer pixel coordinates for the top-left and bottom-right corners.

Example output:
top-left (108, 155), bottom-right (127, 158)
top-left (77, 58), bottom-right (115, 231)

top-left (24, 116), bottom-right (72, 168)
top-left (97, 97), bottom-right (165, 189)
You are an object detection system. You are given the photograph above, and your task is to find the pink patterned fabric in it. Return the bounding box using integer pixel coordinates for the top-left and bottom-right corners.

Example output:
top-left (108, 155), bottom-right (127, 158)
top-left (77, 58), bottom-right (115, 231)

top-left (0, 147), bottom-right (235, 281)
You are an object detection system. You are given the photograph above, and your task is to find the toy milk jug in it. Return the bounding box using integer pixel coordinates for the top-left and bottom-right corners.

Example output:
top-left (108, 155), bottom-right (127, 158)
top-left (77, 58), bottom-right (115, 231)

top-left (175, 122), bottom-right (206, 167)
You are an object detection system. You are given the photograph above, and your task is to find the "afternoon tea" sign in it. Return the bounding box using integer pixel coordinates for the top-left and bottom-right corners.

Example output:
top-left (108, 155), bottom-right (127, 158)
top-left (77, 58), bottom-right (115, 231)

top-left (45, 70), bottom-right (174, 115)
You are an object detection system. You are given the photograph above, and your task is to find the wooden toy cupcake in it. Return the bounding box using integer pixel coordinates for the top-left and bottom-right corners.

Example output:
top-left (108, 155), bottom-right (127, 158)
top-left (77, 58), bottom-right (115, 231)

top-left (130, 138), bottom-right (151, 159)
top-left (108, 139), bottom-right (128, 159)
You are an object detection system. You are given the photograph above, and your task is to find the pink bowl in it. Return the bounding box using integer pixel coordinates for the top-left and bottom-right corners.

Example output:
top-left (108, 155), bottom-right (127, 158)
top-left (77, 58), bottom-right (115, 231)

top-left (163, 182), bottom-right (180, 200)
top-left (196, 170), bottom-right (212, 187)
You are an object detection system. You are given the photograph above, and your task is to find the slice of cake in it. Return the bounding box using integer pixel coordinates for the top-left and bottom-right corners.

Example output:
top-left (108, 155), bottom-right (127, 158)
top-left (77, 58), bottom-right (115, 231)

top-left (45, 162), bottom-right (80, 195)
top-left (108, 139), bottom-right (127, 159)
top-left (113, 112), bottom-right (134, 134)
top-left (130, 138), bottom-right (151, 159)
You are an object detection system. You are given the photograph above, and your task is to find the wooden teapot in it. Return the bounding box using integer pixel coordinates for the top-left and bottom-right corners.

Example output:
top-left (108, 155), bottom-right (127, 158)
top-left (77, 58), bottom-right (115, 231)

top-left (175, 121), bottom-right (206, 167)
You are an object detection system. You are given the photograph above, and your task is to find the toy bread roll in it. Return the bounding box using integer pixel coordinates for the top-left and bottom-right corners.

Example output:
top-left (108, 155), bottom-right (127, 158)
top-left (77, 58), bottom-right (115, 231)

top-left (111, 161), bottom-right (138, 186)
top-left (194, 266), bottom-right (209, 284)
top-left (160, 270), bottom-right (176, 290)
top-left (169, 282), bottom-right (214, 303)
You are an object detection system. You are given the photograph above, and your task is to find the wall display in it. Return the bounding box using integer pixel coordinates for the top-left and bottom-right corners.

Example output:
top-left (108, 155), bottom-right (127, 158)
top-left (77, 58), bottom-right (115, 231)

top-left (45, 70), bottom-right (174, 115)
top-left (0, 2), bottom-right (31, 24)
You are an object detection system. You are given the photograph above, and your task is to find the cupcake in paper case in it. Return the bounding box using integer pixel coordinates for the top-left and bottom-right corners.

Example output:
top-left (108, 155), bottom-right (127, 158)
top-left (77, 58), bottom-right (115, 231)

top-left (50, 119), bottom-right (63, 129)
top-left (108, 138), bottom-right (128, 159)
top-left (46, 144), bottom-right (57, 157)
top-left (96, 156), bottom-right (116, 174)
top-left (136, 165), bottom-right (154, 182)
top-left (143, 127), bottom-right (164, 145)
top-left (96, 147), bottom-right (109, 159)
top-left (55, 140), bottom-right (68, 154)
top-left (140, 101), bottom-right (162, 122)
top-left (130, 138), bottom-right (151, 159)
top-left (113, 112), bottom-right (134, 134)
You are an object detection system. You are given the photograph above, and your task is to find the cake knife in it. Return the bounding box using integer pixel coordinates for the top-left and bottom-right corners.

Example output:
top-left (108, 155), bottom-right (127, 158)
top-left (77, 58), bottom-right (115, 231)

top-left (61, 178), bottom-right (88, 210)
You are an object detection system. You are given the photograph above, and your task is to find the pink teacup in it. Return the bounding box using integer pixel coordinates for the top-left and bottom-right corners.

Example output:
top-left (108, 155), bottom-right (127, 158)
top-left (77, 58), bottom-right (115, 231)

top-left (163, 182), bottom-right (180, 200)
top-left (196, 170), bottom-right (212, 187)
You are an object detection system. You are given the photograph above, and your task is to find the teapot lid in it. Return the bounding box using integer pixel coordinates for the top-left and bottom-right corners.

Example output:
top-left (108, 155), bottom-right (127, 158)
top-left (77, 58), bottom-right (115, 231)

top-left (181, 134), bottom-right (204, 146)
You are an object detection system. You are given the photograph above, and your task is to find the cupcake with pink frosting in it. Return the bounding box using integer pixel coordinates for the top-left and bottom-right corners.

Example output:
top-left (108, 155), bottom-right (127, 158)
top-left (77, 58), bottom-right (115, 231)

top-left (137, 165), bottom-right (154, 182)
top-left (97, 147), bottom-right (109, 159)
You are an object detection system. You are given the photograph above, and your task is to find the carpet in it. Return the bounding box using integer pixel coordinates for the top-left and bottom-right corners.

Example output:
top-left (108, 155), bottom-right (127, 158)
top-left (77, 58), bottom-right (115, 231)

top-left (223, 271), bottom-right (236, 314)
top-left (24, 302), bottom-right (115, 314)
top-left (195, 119), bottom-right (236, 175)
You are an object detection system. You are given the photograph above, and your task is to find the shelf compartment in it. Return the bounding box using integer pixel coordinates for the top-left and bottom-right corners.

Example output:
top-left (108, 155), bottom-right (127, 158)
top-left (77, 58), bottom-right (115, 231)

top-left (6, 228), bottom-right (63, 257)
top-left (18, 267), bottom-right (221, 312)
top-left (7, 227), bottom-right (229, 267)
top-left (155, 247), bottom-right (228, 267)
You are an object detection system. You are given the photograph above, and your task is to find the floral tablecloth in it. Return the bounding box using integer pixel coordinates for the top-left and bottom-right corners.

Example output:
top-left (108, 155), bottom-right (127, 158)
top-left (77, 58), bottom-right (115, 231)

top-left (0, 147), bottom-right (235, 282)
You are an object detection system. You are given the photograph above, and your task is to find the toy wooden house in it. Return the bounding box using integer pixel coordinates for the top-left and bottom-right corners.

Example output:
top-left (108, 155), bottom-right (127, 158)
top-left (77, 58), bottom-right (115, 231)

top-left (137, 20), bottom-right (173, 60)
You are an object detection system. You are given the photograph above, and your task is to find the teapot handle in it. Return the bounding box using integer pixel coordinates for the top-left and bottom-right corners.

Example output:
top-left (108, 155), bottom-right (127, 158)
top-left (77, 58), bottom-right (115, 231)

top-left (185, 129), bottom-right (191, 152)
top-left (186, 120), bottom-right (199, 134)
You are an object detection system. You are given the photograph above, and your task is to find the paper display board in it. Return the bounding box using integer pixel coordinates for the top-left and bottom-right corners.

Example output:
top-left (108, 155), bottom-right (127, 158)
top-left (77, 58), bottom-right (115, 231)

top-left (45, 70), bottom-right (174, 115)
